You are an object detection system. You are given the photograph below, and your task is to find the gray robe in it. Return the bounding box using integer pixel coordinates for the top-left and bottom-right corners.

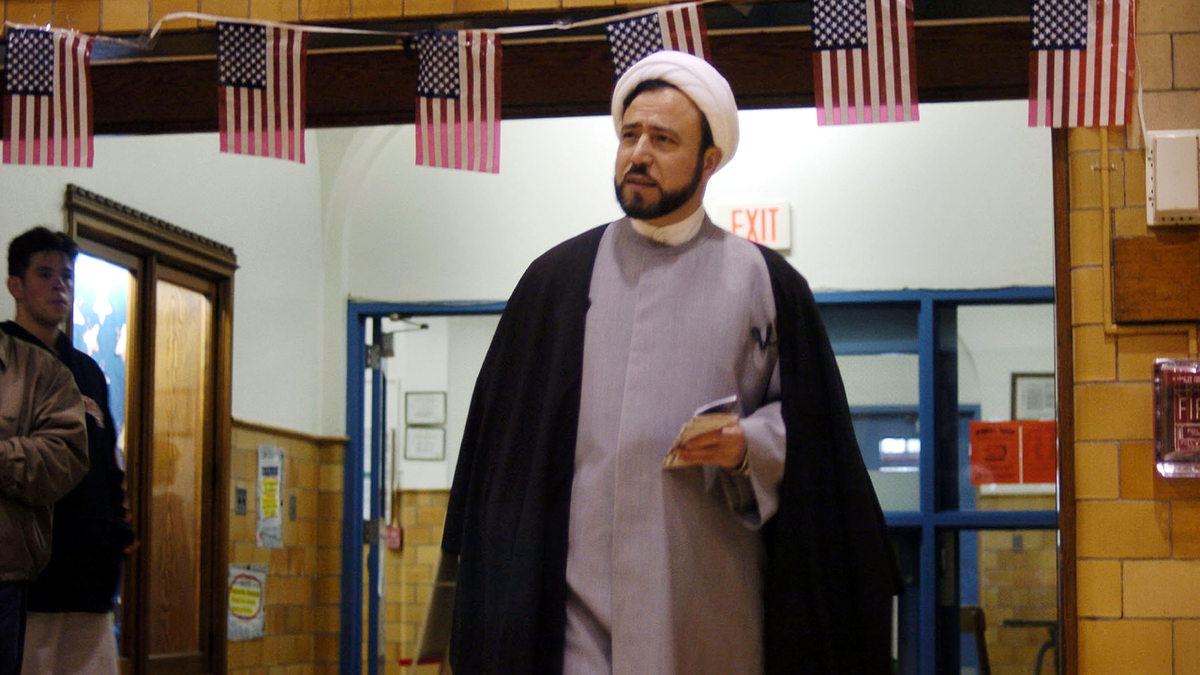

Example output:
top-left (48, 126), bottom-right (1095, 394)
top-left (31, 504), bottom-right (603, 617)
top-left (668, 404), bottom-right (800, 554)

top-left (564, 218), bottom-right (786, 675)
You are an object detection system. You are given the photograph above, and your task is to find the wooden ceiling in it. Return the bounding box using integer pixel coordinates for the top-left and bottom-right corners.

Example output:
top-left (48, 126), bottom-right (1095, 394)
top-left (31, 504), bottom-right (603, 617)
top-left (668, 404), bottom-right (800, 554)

top-left (86, 11), bottom-right (1030, 134)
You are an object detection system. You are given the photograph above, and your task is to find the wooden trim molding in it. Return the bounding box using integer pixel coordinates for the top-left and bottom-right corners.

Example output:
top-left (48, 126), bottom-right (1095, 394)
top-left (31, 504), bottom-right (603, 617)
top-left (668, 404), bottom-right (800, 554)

top-left (1052, 128), bottom-right (1076, 675)
top-left (66, 184), bottom-right (238, 279)
top-left (233, 417), bottom-right (350, 445)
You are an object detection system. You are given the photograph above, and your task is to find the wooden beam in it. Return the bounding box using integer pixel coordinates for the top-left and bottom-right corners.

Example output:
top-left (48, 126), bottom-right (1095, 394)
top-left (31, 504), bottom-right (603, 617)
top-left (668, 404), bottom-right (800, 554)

top-left (90, 19), bottom-right (1030, 135)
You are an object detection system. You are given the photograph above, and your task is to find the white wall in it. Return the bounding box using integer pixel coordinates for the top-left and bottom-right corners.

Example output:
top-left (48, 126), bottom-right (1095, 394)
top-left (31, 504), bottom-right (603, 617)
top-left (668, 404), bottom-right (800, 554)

top-left (381, 315), bottom-right (498, 489)
top-left (715, 101), bottom-right (1054, 290)
top-left (326, 99), bottom-right (1053, 307)
top-left (0, 132), bottom-right (326, 435)
top-left (957, 304), bottom-right (1056, 420)
top-left (0, 98), bottom-right (1055, 441)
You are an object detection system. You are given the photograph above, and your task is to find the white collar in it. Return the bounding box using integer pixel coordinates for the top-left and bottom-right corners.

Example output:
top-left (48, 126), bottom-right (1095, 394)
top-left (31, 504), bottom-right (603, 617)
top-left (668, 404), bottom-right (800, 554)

top-left (630, 206), bottom-right (706, 246)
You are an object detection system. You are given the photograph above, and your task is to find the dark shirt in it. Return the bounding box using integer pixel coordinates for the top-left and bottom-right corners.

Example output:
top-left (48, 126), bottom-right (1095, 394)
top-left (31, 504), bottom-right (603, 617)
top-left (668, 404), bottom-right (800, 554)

top-left (1, 321), bottom-right (134, 613)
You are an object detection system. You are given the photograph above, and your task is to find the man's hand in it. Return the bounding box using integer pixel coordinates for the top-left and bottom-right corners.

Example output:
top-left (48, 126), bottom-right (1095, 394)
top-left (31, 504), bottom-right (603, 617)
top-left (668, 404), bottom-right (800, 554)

top-left (669, 420), bottom-right (747, 470)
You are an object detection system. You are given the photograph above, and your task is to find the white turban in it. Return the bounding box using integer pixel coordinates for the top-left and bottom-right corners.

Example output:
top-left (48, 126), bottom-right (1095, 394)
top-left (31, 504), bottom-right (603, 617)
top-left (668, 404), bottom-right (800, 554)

top-left (611, 51), bottom-right (739, 171)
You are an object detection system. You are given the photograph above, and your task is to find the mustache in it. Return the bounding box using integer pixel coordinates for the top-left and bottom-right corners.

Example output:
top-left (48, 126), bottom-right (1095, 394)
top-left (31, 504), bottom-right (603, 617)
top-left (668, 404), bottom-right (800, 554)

top-left (621, 164), bottom-right (656, 183)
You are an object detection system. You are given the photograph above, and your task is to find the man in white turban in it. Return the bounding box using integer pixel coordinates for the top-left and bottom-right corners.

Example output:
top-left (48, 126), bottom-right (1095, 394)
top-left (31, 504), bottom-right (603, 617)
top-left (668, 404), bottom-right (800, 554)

top-left (444, 51), bottom-right (898, 675)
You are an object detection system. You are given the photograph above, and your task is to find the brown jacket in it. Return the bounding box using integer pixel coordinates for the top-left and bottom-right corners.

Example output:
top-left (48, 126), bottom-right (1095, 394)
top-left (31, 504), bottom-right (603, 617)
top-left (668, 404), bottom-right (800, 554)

top-left (0, 329), bottom-right (89, 581)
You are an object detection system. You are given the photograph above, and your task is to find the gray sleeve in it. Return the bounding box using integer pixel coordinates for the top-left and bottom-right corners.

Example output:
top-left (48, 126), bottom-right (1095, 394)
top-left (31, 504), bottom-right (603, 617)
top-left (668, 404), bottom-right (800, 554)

top-left (711, 364), bottom-right (786, 528)
top-left (0, 362), bottom-right (89, 507)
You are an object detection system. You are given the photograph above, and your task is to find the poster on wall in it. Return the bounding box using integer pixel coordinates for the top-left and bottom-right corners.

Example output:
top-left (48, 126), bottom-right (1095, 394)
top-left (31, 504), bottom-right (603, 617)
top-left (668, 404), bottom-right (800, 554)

top-left (227, 563), bottom-right (268, 641)
top-left (1019, 420), bottom-right (1057, 483)
top-left (1154, 359), bottom-right (1200, 477)
top-left (256, 444), bottom-right (284, 548)
top-left (969, 420), bottom-right (1058, 485)
top-left (969, 422), bottom-right (1020, 484)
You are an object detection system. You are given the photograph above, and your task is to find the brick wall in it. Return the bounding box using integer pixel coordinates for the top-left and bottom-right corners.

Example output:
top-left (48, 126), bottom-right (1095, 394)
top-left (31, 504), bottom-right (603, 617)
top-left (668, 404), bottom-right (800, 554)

top-left (228, 421), bottom-right (345, 675)
top-left (977, 494), bottom-right (1058, 675)
top-left (1069, 1), bottom-right (1200, 673)
top-left (383, 490), bottom-right (449, 675)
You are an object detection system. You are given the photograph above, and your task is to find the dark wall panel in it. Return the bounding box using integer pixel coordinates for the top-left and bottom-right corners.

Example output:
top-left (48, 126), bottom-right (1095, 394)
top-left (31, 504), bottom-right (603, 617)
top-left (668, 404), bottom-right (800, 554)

top-left (87, 20), bottom-right (1030, 135)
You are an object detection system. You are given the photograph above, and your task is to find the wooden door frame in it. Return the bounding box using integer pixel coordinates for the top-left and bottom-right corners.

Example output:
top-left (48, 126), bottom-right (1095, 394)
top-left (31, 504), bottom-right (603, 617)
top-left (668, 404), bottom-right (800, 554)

top-left (1051, 129), bottom-right (1076, 675)
top-left (65, 184), bottom-right (237, 675)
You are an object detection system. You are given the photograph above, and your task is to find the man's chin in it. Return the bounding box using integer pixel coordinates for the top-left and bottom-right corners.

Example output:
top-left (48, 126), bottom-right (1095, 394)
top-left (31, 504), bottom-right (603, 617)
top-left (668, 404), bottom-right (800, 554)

top-left (620, 202), bottom-right (669, 220)
top-left (618, 194), bottom-right (662, 220)
top-left (40, 309), bottom-right (70, 326)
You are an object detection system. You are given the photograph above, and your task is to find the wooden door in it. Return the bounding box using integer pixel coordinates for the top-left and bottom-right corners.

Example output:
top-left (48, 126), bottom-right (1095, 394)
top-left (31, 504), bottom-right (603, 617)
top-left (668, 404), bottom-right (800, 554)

top-left (67, 185), bottom-right (236, 675)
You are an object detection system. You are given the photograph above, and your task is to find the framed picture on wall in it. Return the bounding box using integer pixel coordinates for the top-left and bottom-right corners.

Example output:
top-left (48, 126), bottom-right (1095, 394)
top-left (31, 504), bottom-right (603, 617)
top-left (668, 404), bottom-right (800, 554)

top-left (404, 427), bottom-right (445, 461)
top-left (405, 391), bottom-right (446, 426)
top-left (1011, 372), bottom-right (1056, 420)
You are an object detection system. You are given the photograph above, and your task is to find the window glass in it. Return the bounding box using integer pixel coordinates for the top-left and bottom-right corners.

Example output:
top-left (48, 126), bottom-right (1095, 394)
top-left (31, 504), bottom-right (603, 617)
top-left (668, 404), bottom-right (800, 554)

top-left (955, 304), bottom-right (1056, 512)
top-left (955, 528), bottom-right (1059, 675)
top-left (841, 353), bottom-right (921, 512)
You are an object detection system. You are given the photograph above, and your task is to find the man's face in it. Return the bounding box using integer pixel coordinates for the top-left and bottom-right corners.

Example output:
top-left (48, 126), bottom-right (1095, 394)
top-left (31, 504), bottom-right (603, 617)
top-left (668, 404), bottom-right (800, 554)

top-left (7, 251), bottom-right (74, 329)
top-left (614, 86), bottom-right (720, 224)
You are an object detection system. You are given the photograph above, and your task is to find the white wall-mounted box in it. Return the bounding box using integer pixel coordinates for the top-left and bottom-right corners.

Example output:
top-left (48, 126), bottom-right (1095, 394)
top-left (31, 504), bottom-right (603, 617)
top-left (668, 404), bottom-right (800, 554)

top-left (1146, 129), bottom-right (1200, 226)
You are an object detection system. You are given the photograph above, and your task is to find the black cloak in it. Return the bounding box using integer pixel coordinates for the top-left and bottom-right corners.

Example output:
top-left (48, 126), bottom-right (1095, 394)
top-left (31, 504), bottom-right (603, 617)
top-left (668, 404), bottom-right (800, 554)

top-left (443, 223), bottom-right (901, 674)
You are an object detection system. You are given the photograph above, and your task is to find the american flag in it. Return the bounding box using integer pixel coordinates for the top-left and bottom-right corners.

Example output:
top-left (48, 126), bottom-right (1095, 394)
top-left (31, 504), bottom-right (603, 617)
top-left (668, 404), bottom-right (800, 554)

top-left (217, 22), bottom-right (308, 162)
top-left (812, 0), bottom-right (918, 126)
top-left (606, 3), bottom-right (710, 79)
top-left (3, 28), bottom-right (94, 167)
top-left (415, 31), bottom-right (501, 174)
top-left (1029, 0), bottom-right (1136, 128)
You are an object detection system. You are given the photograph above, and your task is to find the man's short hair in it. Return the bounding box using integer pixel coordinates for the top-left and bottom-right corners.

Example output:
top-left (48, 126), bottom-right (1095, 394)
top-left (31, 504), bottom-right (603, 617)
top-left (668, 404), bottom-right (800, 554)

top-left (8, 226), bottom-right (79, 278)
top-left (621, 79), bottom-right (716, 153)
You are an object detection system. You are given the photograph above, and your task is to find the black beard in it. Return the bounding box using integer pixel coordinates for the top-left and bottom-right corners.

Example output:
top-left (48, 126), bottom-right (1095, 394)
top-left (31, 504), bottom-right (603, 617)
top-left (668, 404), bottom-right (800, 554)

top-left (615, 155), bottom-right (706, 221)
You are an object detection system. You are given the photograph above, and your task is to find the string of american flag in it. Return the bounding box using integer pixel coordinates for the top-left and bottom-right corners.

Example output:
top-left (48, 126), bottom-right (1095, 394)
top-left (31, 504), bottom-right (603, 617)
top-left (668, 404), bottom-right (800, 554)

top-left (2, 0), bottom-right (1138, 172)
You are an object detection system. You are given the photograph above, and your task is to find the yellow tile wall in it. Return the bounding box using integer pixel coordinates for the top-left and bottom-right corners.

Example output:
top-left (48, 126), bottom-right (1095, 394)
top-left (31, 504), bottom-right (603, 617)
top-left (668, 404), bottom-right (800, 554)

top-left (1069, 3), bottom-right (1200, 675)
top-left (976, 496), bottom-right (1058, 675)
top-left (229, 421), bottom-right (345, 675)
top-left (382, 490), bottom-right (449, 675)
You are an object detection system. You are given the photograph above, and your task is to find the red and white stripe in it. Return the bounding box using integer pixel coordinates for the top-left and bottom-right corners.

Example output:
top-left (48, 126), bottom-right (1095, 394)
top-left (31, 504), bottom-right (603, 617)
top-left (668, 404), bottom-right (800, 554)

top-left (814, 0), bottom-right (918, 126)
top-left (3, 30), bottom-right (94, 167)
top-left (219, 26), bottom-right (308, 162)
top-left (416, 31), bottom-right (501, 174)
top-left (1029, 0), bottom-right (1135, 128)
top-left (658, 3), bottom-right (710, 61)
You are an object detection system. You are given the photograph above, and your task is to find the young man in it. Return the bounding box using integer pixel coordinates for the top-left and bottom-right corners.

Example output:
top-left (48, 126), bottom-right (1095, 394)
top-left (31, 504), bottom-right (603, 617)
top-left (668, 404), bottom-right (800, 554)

top-left (4, 227), bottom-right (134, 675)
top-left (442, 52), bottom-right (899, 674)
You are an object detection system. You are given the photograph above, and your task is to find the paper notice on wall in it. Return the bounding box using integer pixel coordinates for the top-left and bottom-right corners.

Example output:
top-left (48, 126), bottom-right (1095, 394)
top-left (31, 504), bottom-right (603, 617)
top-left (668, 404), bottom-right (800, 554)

top-left (256, 444), bottom-right (284, 548)
top-left (969, 421), bottom-right (1020, 485)
top-left (1020, 420), bottom-right (1057, 483)
top-left (970, 420), bottom-right (1058, 485)
top-left (227, 564), bottom-right (268, 641)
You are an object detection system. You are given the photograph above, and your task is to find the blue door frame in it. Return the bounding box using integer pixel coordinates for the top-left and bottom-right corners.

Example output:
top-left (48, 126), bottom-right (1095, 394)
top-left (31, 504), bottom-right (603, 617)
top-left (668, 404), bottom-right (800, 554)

top-left (342, 288), bottom-right (1057, 675)
top-left (343, 301), bottom-right (504, 675)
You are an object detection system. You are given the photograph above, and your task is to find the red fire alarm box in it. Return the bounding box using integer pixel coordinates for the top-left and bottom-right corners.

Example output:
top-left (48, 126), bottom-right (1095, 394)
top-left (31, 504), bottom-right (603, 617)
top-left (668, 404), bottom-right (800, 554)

top-left (1154, 358), bottom-right (1200, 477)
